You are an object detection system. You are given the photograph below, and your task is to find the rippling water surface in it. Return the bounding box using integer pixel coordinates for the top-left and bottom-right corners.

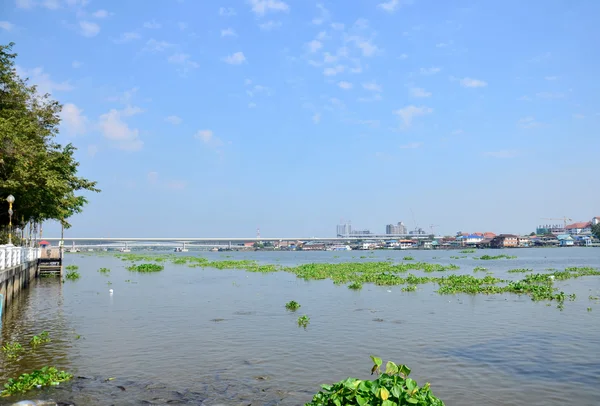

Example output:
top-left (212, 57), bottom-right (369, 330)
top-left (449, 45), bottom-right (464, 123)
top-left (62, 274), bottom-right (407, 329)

top-left (1, 248), bottom-right (600, 405)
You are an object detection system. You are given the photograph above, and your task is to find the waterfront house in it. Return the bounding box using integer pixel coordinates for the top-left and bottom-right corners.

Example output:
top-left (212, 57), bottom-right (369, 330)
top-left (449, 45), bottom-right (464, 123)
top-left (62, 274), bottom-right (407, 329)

top-left (398, 239), bottom-right (416, 249)
top-left (490, 234), bottom-right (519, 248)
top-left (483, 232), bottom-right (496, 239)
top-left (518, 236), bottom-right (531, 247)
top-left (565, 221), bottom-right (592, 235)
top-left (557, 234), bottom-right (575, 246)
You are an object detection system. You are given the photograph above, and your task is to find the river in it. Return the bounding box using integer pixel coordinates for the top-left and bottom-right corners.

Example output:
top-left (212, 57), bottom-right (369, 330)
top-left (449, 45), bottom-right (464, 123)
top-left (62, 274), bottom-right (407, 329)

top-left (1, 248), bottom-right (599, 405)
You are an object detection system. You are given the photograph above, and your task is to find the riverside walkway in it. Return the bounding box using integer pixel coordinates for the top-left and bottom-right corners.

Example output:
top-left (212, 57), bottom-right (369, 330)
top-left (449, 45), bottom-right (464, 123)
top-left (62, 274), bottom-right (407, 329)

top-left (0, 245), bottom-right (43, 318)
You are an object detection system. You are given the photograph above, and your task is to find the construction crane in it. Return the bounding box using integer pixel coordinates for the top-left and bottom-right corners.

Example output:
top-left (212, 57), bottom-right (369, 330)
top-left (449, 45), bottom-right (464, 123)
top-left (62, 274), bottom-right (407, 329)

top-left (540, 217), bottom-right (573, 229)
top-left (429, 224), bottom-right (440, 236)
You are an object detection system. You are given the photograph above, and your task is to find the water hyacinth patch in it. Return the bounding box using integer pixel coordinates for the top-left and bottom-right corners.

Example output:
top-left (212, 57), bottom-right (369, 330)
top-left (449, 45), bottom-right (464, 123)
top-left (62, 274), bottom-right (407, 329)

top-left (1, 342), bottom-right (23, 359)
top-left (65, 264), bottom-right (79, 270)
top-left (126, 263), bottom-right (164, 273)
top-left (30, 331), bottom-right (51, 347)
top-left (297, 315), bottom-right (310, 328)
top-left (306, 356), bottom-right (445, 406)
top-left (285, 301), bottom-right (301, 311)
top-left (348, 282), bottom-right (363, 290)
top-left (65, 269), bottom-right (80, 280)
top-left (476, 254), bottom-right (517, 260)
top-left (98, 267), bottom-right (110, 274)
top-left (0, 366), bottom-right (73, 396)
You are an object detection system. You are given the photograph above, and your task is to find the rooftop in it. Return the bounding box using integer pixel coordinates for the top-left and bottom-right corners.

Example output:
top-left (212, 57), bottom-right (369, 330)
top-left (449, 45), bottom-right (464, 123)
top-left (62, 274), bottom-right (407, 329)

top-left (565, 221), bottom-right (592, 229)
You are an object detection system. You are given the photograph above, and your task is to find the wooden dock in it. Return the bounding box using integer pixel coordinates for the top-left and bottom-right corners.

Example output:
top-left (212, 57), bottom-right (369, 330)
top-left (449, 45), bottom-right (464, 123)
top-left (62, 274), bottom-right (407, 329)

top-left (38, 248), bottom-right (63, 277)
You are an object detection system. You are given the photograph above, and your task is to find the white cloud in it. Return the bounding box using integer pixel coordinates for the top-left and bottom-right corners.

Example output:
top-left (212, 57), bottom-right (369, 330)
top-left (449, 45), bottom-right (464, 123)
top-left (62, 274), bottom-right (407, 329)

top-left (165, 115), bottom-right (182, 125)
top-left (363, 82), bottom-right (382, 92)
top-left (79, 21), bottom-right (100, 37)
top-left (307, 40), bottom-right (322, 53)
top-left (114, 31), bottom-right (141, 44)
top-left (221, 28), bottom-right (237, 37)
top-left (544, 75), bottom-right (558, 81)
top-left (410, 87), bottom-right (431, 97)
top-left (312, 3), bottom-right (329, 25)
top-left (436, 41), bottom-right (452, 48)
top-left (378, 0), bottom-right (400, 13)
top-left (71, 60), bottom-right (83, 68)
top-left (147, 171), bottom-right (159, 184)
top-left (572, 113), bottom-right (585, 119)
top-left (518, 95), bottom-right (532, 101)
top-left (398, 53), bottom-right (408, 59)
top-left (42, 0), bottom-right (60, 9)
top-left (16, 0), bottom-right (35, 9)
top-left (353, 38), bottom-right (379, 57)
top-left (353, 19), bottom-right (369, 29)
top-left (177, 22), bottom-right (187, 31)
top-left (460, 77), bottom-right (487, 88)
top-left (358, 94), bottom-right (382, 103)
top-left (518, 116), bottom-right (542, 129)
top-left (223, 52), bottom-right (246, 65)
top-left (330, 22), bottom-right (344, 30)
top-left (92, 9), bottom-right (109, 18)
top-left (0, 21), bottom-right (15, 31)
top-left (312, 113), bottom-right (321, 124)
top-left (451, 129), bottom-right (464, 135)
top-left (323, 52), bottom-right (338, 63)
top-left (399, 142), bottom-right (422, 149)
top-left (420, 67), bottom-right (441, 75)
top-left (248, 102), bottom-right (257, 108)
top-left (168, 53), bottom-right (199, 73)
top-left (536, 91), bottom-right (564, 99)
top-left (338, 81), bottom-right (353, 90)
top-left (248, 0), bottom-right (289, 16)
top-left (485, 150), bottom-right (520, 159)
top-left (323, 65), bottom-right (345, 76)
top-left (16, 65), bottom-right (73, 95)
top-left (144, 39), bottom-right (174, 52)
top-left (259, 20), bottom-right (282, 30)
top-left (60, 103), bottom-right (87, 136)
top-left (195, 129), bottom-right (218, 144)
top-left (98, 109), bottom-right (143, 151)
top-left (394, 105), bottom-right (433, 127)
top-left (219, 7), bottom-right (236, 16)
top-left (143, 20), bottom-right (161, 29)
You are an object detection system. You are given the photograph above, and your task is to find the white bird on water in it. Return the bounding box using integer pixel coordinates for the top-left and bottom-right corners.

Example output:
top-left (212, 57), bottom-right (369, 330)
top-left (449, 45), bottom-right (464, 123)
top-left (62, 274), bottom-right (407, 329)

top-left (109, 289), bottom-right (114, 294)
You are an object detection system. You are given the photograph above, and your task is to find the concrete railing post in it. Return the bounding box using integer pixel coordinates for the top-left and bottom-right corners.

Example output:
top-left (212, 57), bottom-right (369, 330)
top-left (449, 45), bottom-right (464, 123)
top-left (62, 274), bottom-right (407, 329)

top-left (0, 247), bottom-right (5, 270)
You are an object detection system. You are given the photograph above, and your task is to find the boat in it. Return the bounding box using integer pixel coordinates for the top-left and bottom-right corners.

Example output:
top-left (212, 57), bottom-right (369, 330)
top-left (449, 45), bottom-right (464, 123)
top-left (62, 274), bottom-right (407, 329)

top-left (210, 247), bottom-right (218, 252)
top-left (68, 242), bottom-right (80, 253)
top-left (327, 244), bottom-right (352, 251)
top-left (174, 243), bottom-right (189, 252)
top-left (119, 242), bottom-right (131, 253)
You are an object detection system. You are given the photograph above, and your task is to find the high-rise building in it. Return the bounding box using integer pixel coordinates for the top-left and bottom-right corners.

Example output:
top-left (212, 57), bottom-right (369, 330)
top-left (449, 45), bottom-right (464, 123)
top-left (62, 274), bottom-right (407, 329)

top-left (386, 222), bottom-right (407, 235)
top-left (336, 221), bottom-right (352, 237)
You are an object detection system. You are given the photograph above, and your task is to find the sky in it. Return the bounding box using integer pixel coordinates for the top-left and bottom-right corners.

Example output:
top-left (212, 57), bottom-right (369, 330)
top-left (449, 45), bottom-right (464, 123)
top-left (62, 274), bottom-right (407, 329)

top-left (1, 0), bottom-right (599, 238)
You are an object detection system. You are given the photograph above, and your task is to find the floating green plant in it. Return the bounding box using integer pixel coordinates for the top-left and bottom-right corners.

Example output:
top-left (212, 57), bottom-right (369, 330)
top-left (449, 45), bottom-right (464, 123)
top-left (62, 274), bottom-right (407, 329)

top-left (477, 254), bottom-right (517, 260)
top-left (297, 315), bottom-right (310, 328)
top-left (473, 266), bottom-right (487, 272)
top-left (348, 281), bottom-right (363, 290)
top-left (508, 268), bottom-right (533, 273)
top-left (0, 367), bottom-right (73, 397)
top-left (403, 256), bottom-right (414, 261)
top-left (126, 263), bottom-right (164, 273)
top-left (402, 285), bottom-right (417, 292)
top-left (459, 249), bottom-right (476, 254)
top-left (65, 264), bottom-right (79, 271)
top-left (306, 356), bottom-right (444, 406)
top-left (588, 307), bottom-right (592, 312)
top-left (30, 331), bottom-right (51, 347)
top-left (1, 342), bottom-right (23, 359)
top-left (65, 269), bottom-right (80, 280)
top-left (285, 301), bottom-right (301, 311)
top-left (98, 267), bottom-right (110, 274)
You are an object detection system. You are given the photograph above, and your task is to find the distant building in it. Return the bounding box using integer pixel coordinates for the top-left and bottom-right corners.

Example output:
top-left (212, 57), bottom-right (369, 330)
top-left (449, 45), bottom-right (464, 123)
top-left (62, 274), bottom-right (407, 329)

top-left (409, 227), bottom-right (427, 235)
top-left (565, 222), bottom-right (592, 235)
top-left (351, 229), bottom-right (372, 237)
top-left (536, 224), bottom-right (565, 235)
top-left (386, 222), bottom-right (407, 235)
top-left (336, 222), bottom-right (352, 237)
top-left (593, 217), bottom-right (600, 226)
top-left (557, 234), bottom-right (575, 246)
top-left (490, 234), bottom-right (519, 248)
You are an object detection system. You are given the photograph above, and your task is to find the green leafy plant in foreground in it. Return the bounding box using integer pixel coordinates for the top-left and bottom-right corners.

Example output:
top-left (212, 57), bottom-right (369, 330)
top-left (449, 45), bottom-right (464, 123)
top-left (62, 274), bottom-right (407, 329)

top-left (1, 342), bottom-right (23, 359)
top-left (306, 356), bottom-right (444, 406)
top-left (0, 366), bottom-right (73, 397)
top-left (65, 270), bottom-right (80, 280)
top-left (126, 263), bottom-right (164, 273)
top-left (285, 300), bottom-right (301, 311)
top-left (297, 315), bottom-right (310, 328)
top-left (30, 331), bottom-right (51, 347)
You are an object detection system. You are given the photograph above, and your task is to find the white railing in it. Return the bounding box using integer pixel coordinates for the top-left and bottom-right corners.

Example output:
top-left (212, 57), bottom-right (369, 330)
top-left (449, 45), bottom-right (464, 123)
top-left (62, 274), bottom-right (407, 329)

top-left (0, 245), bottom-right (41, 271)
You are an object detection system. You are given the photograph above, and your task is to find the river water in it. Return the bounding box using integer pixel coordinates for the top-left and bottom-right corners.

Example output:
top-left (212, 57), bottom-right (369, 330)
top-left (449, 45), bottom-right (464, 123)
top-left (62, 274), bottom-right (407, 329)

top-left (1, 248), bottom-right (599, 405)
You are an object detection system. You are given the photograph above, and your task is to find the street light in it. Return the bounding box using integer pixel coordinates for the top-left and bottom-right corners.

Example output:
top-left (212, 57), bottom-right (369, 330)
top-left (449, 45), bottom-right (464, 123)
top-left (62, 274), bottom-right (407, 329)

top-left (6, 195), bottom-right (15, 245)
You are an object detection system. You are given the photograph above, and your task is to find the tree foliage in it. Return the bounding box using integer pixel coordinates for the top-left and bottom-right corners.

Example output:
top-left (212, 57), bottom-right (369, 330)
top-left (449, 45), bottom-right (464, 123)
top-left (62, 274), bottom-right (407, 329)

top-left (593, 223), bottom-right (600, 240)
top-left (0, 42), bottom-right (98, 238)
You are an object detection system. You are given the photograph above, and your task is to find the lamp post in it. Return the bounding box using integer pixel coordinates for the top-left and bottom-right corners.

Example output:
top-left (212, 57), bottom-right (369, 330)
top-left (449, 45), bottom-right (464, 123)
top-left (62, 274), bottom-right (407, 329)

top-left (6, 195), bottom-right (15, 245)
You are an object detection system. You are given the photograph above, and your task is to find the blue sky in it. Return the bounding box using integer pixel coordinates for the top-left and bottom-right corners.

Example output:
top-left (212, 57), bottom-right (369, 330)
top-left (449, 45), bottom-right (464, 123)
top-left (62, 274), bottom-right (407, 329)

top-left (1, 0), bottom-right (599, 238)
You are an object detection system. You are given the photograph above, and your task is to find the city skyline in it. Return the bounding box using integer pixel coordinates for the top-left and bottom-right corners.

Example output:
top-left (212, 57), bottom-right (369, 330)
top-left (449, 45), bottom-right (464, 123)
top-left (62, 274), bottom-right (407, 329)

top-left (1, 0), bottom-right (598, 238)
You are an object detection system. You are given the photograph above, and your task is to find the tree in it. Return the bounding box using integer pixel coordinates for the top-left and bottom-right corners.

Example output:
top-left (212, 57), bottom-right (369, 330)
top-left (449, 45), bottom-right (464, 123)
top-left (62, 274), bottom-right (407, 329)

top-left (0, 43), bottom-right (98, 242)
top-left (592, 223), bottom-right (600, 240)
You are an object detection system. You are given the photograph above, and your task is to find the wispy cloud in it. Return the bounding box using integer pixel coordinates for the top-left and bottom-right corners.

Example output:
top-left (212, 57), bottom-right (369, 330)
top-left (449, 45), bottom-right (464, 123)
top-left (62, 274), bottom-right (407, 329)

top-left (312, 113), bottom-right (321, 124)
top-left (223, 52), bottom-right (246, 65)
top-left (362, 82), bottom-right (382, 92)
top-left (79, 20), bottom-right (100, 37)
top-left (307, 40), bottom-right (322, 53)
top-left (331, 22), bottom-right (344, 30)
top-left (536, 91), bottom-right (564, 99)
top-left (219, 7), bottom-right (236, 16)
top-left (165, 115), bottom-right (182, 125)
top-left (378, 0), bottom-right (406, 13)
top-left (143, 20), bottom-right (161, 29)
top-left (92, 9), bottom-right (109, 18)
top-left (71, 60), bottom-right (83, 68)
top-left (394, 105), bottom-right (433, 127)
top-left (323, 65), bottom-right (345, 76)
top-left (60, 103), bottom-right (88, 136)
top-left (98, 108), bottom-right (143, 151)
top-left (221, 28), bottom-right (237, 37)
top-left (410, 87), bottom-right (431, 97)
top-left (144, 39), bottom-right (175, 52)
top-left (312, 3), bottom-right (329, 25)
top-left (338, 81), bottom-right (353, 90)
top-left (259, 20), bottom-right (282, 30)
top-left (0, 21), bottom-right (15, 31)
top-left (544, 75), bottom-right (558, 81)
top-left (16, 65), bottom-right (73, 94)
top-left (168, 53), bottom-right (199, 74)
top-left (518, 116), bottom-right (542, 129)
top-left (460, 77), bottom-right (487, 88)
top-left (195, 129), bottom-right (223, 147)
top-left (113, 31), bottom-right (141, 44)
top-left (420, 67), bottom-right (441, 75)
top-left (399, 142), bottom-right (423, 149)
top-left (484, 150), bottom-right (520, 159)
top-left (248, 0), bottom-right (289, 16)
top-left (572, 113), bottom-right (585, 119)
